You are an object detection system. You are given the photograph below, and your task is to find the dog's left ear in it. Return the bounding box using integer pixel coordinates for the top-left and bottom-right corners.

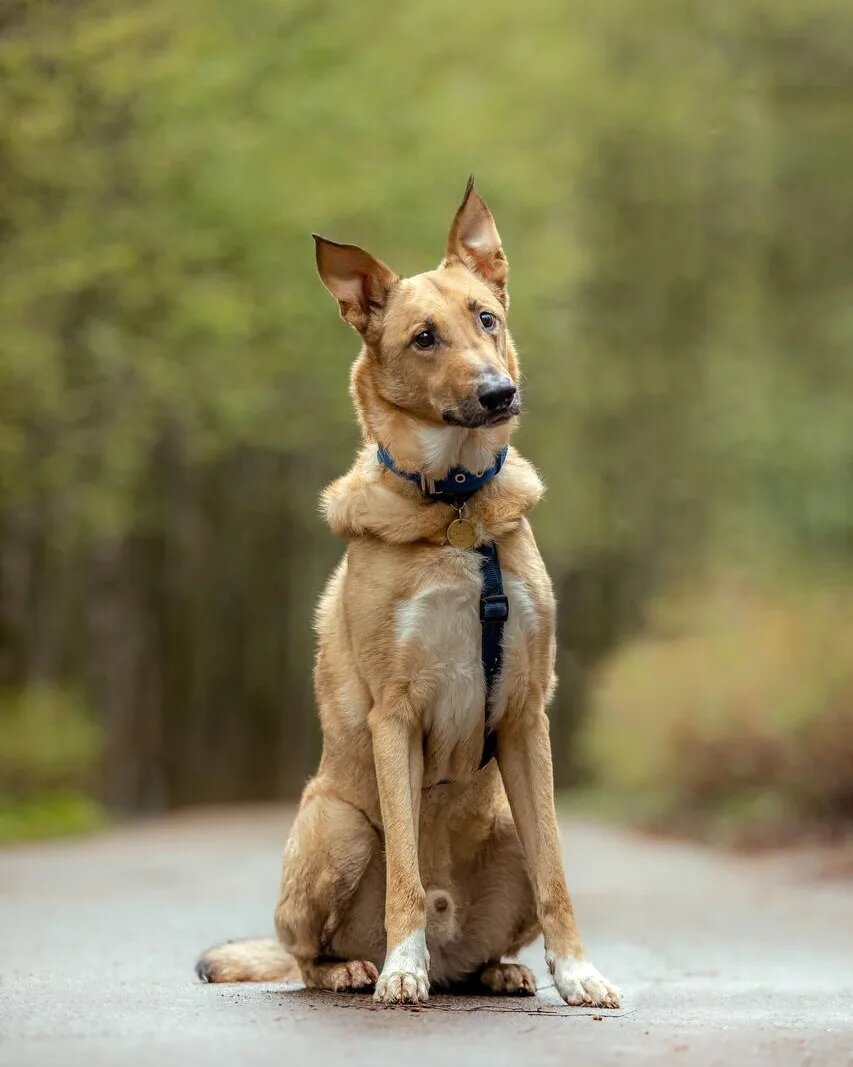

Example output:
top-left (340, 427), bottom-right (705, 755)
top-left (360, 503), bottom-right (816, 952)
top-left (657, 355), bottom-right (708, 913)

top-left (444, 176), bottom-right (508, 305)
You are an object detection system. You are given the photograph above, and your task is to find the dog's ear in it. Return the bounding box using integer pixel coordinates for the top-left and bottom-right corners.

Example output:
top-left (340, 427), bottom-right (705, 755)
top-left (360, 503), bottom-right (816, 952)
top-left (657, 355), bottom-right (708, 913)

top-left (444, 176), bottom-right (508, 305)
top-left (313, 236), bottom-right (399, 336)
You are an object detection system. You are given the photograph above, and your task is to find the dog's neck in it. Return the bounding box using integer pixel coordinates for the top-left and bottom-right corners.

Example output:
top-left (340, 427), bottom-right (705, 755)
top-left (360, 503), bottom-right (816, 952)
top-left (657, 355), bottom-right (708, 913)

top-left (377, 416), bottom-right (511, 480)
top-left (322, 443), bottom-right (543, 546)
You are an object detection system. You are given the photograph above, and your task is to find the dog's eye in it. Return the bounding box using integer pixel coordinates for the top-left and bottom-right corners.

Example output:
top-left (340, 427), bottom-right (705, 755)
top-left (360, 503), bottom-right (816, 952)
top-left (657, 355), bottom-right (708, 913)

top-left (412, 329), bottom-right (436, 350)
top-left (479, 310), bottom-right (498, 332)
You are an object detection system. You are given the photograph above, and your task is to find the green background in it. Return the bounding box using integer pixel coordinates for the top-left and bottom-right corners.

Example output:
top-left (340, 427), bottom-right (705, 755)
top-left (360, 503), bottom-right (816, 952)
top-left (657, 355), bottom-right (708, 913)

top-left (1, 0), bottom-right (851, 842)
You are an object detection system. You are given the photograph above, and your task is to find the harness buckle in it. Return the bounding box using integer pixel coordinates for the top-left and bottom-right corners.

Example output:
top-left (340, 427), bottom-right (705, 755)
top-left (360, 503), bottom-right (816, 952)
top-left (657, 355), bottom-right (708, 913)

top-left (480, 594), bottom-right (509, 623)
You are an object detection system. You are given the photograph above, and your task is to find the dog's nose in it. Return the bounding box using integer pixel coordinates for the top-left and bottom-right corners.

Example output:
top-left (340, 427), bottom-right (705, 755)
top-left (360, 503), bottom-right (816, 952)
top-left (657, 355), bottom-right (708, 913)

top-left (478, 380), bottom-right (517, 413)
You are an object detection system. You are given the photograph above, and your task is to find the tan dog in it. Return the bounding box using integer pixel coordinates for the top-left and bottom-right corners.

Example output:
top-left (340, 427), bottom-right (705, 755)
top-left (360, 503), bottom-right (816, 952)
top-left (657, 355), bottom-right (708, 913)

top-left (196, 179), bottom-right (620, 1009)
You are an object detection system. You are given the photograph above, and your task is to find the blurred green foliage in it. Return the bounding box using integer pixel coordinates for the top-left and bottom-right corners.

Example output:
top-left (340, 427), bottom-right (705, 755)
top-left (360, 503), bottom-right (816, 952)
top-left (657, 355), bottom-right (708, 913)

top-left (582, 566), bottom-right (853, 845)
top-left (1, 0), bottom-right (851, 830)
top-left (0, 685), bottom-right (101, 790)
top-left (0, 793), bottom-right (105, 843)
top-left (0, 685), bottom-right (105, 840)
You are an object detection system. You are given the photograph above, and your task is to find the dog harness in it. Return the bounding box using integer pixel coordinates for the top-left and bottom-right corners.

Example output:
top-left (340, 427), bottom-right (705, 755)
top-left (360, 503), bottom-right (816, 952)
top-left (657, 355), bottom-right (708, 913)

top-left (377, 445), bottom-right (509, 769)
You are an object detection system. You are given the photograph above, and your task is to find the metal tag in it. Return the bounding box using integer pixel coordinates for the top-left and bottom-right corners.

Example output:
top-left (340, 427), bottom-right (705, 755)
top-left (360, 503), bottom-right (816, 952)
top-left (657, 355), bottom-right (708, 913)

top-left (446, 517), bottom-right (476, 549)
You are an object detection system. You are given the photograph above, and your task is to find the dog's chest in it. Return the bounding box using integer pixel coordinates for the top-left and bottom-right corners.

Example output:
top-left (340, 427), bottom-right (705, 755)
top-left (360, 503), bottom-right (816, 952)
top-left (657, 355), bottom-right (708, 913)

top-left (394, 555), bottom-right (537, 781)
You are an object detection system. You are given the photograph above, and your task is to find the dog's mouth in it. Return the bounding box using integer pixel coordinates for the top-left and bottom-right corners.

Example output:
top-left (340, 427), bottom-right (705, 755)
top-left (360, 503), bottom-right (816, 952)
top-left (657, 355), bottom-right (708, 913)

top-left (442, 401), bottom-right (521, 429)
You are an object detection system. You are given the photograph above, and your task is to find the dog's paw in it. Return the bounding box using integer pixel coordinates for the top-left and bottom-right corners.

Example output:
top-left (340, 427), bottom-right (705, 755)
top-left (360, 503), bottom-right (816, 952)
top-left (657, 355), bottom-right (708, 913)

top-left (325, 959), bottom-right (379, 992)
top-left (479, 961), bottom-right (537, 996)
top-left (547, 955), bottom-right (621, 1009)
top-left (374, 930), bottom-right (430, 1005)
top-left (374, 968), bottom-right (430, 1004)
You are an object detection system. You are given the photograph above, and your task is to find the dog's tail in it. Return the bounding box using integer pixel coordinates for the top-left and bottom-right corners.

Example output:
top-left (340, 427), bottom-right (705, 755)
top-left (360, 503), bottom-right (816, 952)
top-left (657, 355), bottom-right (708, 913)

top-left (195, 938), bottom-right (301, 984)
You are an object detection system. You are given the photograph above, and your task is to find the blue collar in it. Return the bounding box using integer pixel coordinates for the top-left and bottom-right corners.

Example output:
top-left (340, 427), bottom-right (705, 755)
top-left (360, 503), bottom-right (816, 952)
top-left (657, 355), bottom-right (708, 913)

top-left (377, 444), bottom-right (508, 505)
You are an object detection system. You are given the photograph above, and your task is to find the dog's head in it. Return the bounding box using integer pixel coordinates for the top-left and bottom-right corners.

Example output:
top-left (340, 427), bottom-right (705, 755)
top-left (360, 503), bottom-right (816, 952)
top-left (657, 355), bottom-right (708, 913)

top-left (313, 179), bottom-right (521, 472)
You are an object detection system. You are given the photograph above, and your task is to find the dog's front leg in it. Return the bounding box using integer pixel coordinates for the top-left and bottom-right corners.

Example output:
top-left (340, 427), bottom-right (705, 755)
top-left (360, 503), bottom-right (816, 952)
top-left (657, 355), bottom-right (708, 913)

top-left (369, 705), bottom-right (429, 1004)
top-left (499, 703), bottom-right (621, 1009)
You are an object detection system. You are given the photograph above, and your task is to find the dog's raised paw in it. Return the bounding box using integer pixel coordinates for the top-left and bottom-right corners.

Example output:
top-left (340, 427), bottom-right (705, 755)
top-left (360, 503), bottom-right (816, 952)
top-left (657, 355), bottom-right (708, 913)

top-left (547, 956), bottom-right (621, 1009)
top-left (374, 968), bottom-right (429, 1004)
top-left (480, 961), bottom-right (537, 996)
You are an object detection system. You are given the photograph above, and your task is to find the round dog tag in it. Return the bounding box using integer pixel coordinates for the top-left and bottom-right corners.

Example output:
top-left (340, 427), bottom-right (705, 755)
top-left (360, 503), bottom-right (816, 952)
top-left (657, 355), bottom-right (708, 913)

top-left (446, 518), bottom-right (476, 549)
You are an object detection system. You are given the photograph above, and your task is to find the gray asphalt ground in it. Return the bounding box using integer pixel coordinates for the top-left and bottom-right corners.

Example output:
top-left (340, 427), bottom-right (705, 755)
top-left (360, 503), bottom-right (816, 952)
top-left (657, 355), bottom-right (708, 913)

top-left (1, 807), bottom-right (852, 1066)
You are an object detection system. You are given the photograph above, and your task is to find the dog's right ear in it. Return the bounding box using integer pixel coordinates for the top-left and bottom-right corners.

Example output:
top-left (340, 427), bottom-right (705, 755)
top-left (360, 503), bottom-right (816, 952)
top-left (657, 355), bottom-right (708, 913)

top-left (313, 236), bottom-right (399, 336)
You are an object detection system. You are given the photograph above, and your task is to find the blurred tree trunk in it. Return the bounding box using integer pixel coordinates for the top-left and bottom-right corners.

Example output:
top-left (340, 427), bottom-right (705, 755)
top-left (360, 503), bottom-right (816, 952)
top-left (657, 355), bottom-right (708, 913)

top-left (551, 553), bottom-right (650, 787)
top-left (83, 440), bottom-right (326, 809)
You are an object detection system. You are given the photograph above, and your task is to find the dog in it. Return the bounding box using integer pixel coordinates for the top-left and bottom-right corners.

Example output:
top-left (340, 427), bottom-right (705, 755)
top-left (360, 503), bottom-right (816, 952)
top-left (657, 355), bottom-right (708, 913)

top-left (196, 178), bottom-right (620, 1008)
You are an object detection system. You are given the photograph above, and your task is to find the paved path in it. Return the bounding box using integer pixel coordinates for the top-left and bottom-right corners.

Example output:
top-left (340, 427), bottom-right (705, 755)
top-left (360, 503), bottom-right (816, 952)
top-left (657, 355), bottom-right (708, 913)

top-left (1, 807), bottom-right (852, 1066)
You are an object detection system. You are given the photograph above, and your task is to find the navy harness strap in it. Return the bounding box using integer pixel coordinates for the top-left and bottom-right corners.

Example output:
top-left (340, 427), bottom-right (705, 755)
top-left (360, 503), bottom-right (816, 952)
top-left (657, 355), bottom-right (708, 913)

top-left (477, 542), bottom-right (508, 768)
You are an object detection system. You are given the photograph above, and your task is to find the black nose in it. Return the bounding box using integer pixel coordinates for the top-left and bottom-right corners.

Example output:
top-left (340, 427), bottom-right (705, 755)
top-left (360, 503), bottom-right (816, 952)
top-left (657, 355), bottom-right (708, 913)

top-left (478, 381), bottom-right (517, 413)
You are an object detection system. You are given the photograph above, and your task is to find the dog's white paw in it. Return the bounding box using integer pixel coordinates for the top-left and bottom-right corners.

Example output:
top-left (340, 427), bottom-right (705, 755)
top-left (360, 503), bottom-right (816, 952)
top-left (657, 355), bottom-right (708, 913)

top-left (547, 955), bottom-right (621, 1009)
top-left (374, 968), bottom-right (430, 1004)
top-left (374, 929), bottom-right (430, 1005)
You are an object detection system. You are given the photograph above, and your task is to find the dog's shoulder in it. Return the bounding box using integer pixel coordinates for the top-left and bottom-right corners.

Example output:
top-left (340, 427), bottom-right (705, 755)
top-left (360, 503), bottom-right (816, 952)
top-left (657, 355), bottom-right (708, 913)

top-left (477, 449), bottom-right (545, 537)
top-left (321, 444), bottom-right (445, 544)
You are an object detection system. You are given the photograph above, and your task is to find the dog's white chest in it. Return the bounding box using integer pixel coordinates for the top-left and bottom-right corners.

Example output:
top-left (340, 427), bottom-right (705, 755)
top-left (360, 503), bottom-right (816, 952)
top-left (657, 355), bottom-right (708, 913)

top-left (395, 573), bottom-right (484, 758)
top-left (394, 558), bottom-right (537, 780)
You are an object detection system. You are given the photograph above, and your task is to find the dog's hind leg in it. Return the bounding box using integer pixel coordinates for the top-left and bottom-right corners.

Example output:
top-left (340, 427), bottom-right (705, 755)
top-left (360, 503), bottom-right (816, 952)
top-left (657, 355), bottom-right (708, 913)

top-left (274, 782), bottom-right (385, 991)
top-left (299, 957), bottom-right (379, 992)
top-left (477, 960), bottom-right (537, 996)
top-left (198, 783), bottom-right (382, 987)
top-left (429, 803), bottom-right (540, 991)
